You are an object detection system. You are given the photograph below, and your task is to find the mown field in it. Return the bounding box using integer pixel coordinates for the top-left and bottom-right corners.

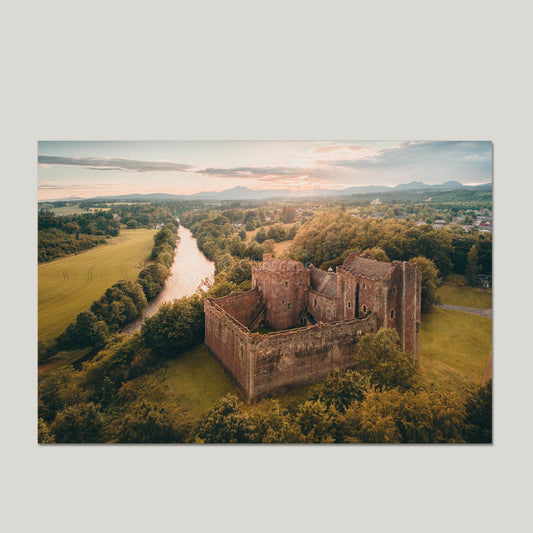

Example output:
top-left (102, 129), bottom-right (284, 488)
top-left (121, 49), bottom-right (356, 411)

top-left (419, 307), bottom-right (492, 384)
top-left (38, 228), bottom-right (155, 342)
top-left (437, 282), bottom-right (492, 309)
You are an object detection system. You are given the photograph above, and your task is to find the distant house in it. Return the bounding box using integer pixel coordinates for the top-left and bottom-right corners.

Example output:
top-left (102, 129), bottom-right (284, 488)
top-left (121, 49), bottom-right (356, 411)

top-left (432, 219), bottom-right (448, 229)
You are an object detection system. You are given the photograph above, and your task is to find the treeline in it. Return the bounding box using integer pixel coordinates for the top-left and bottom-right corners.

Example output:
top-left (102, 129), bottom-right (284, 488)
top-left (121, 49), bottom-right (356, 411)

top-left (38, 324), bottom-right (491, 443)
top-left (38, 210), bottom-right (120, 262)
top-left (40, 221), bottom-right (179, 361)
top-left (289, 210), bottom-right (491, 279)
top-left (254, 222), bottom-right (298, 243)
top-left (38, 203), bottom-right (179, 262)
top-left (38, 230), bottom-right (107, 263)
top-left (109, 203), bottom-right (178, 228)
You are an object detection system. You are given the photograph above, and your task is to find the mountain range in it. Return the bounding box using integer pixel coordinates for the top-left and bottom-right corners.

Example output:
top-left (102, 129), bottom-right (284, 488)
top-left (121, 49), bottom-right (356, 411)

top-left (44, 181), bottom-right (492, 202)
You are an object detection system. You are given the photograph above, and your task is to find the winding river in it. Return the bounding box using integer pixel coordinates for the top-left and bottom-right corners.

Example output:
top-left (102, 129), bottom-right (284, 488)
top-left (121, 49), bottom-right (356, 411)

top-left (125, 224), bottom-right (215, 334)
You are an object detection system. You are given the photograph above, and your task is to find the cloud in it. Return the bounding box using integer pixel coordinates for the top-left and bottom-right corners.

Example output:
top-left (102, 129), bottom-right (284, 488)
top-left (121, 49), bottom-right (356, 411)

top-left (38, 182), bottom-right (114, 190)
top-left (38, 141), bottom-right (493, 192)
top-left (197, 166), bottom-right (317, 180)
top-left (312, 144), bottom-right (367, 154)
top-left (325, 141), bottom-right (492, 169)
top-left (38, 155), bottom-right (195, 172)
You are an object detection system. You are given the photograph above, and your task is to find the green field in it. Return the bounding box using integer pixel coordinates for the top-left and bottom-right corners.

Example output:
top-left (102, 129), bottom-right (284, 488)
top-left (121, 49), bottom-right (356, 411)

top-left (437, 282), bottom-right (492, 309)
top-left (38, 228), bottom-right (155, 341)
top-left (40, 205), bottom-right (110, 216)
top-left (136, 345), bottom-right (317, 418)
top-left (419, 307), bottom-right (492, 384)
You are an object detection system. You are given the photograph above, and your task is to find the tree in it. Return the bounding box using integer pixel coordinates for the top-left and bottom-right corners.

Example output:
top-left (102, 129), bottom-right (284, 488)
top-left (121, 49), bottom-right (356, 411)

top-left (90, 280), bottom-right (148, 331)
top-left (254, 227), bottom-right (267, 244)
top-left (116, 402), bottom-right (190, 443)
top-left (294, 400), bottom-right (338, 443)
top-left (362, 247), bottom-right (389, 263)
top-left (356, 328), bottom-right (416, 390)
top-left (465, 244), bottom-right (479, 285)
top-left (238, 228), bottom-right (247, 241)
top-left (477, 236), bottom-right (492, 275)
top-left (196, 394), bottom-right (256, 443)
top-left (141, 295), bottom-right (204, 357)
top-left (266, 223), bottom-right (288, 242)
top-left (252, 401), bottom-right (301, 443)
top-left (309, 370), bottom-right (370, 412)
top-left (280, 206), bottom-right (297, 223)
top-left (38, 418), bottom-right (55, 443)
top-left (57, 310), bottom-right (109, 349)
top-left (138, 263), bottom-right (170, 300)
top-left (243, 241), bottom-right (264, 261)
top-left (51, 402), bottom-right (105, 443)
top-left (344, 387), bottom-right (466, 443)
top-left (408, 256), bottom-right (440, 312)
top-left (464, 380), bottom-right (492, 443)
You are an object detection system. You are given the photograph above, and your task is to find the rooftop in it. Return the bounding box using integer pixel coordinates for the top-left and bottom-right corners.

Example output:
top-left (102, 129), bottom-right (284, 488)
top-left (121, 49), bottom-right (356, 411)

top-left (342, 252), bottom-right (395, 279)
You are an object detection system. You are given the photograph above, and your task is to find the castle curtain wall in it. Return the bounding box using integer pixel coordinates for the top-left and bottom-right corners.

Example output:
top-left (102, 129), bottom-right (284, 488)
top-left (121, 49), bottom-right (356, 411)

top-left (249, 315), bottom-right (378, 401)
top-left (214, 289), bottom-right (263, 330)
top-left (204, 297), bottom-right (253, 395)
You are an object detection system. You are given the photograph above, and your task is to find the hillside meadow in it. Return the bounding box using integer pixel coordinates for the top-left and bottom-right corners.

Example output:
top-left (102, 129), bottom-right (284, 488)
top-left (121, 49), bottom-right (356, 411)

top-left (38, 228), bottom-right (155, 341)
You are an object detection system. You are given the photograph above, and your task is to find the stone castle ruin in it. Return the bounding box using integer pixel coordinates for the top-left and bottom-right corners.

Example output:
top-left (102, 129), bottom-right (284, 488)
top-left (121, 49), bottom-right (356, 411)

top-left (204, 253), bottom-right (421, 403)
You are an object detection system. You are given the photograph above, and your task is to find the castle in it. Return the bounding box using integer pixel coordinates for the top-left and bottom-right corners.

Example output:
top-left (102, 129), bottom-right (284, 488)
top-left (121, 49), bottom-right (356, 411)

top-left (204, 253), bottom-right (421, 403)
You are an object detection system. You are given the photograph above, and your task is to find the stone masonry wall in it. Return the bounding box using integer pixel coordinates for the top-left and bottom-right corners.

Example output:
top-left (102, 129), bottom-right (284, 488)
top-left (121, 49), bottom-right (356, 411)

top-left (214, 289), bottom-right (263, 329)
top-left (249, 314), bottom-right (378, 402)
top-left (204, 297), bottom-right (253, 395)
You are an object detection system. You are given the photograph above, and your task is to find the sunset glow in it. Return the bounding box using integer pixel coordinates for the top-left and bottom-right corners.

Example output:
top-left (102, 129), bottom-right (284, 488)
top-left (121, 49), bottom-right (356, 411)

top-left (38, 141), bottom-right (492, 200)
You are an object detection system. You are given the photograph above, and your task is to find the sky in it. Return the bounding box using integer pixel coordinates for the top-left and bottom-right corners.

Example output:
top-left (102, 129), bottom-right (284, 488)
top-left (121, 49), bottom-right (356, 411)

top-left (37, 140), bottom-right (492, 200)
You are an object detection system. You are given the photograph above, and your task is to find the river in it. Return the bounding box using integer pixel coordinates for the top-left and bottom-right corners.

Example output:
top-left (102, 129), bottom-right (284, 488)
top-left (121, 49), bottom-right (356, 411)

top-left (125, 224), bottom-right (215, 334)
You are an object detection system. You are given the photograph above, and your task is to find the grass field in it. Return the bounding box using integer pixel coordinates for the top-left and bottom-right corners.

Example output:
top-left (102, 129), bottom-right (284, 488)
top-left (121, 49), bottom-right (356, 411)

top-left (38, 228), bottom-right (155, 341)
top-left (437, 282), bottom-right (492, 309)
top-left (41, 205), bottom-right (110, 216)
top-left (138, 344), bottom-right (317, 418)
top-left (419, 307), bottom-right (492, 384)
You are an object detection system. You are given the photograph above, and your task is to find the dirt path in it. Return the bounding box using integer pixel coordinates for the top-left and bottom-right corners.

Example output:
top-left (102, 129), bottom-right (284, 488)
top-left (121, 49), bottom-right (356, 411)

top-left (436, 304), bottom-right (492, 318)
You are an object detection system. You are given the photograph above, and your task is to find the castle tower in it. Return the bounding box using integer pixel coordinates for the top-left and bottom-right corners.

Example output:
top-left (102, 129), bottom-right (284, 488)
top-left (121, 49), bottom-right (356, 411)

top-left (252, 254), bottom-right (310, 331)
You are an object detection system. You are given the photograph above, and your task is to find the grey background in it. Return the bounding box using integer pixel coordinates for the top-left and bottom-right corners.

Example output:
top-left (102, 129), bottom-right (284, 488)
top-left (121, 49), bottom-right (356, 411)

top-left (1, 1), bottom-right (530, 532)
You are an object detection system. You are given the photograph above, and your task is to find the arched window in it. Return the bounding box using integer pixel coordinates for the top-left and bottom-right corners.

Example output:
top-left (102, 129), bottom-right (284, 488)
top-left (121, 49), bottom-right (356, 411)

top-left (287, 303), bottom-right (291, 310)
top-left (363, 305), bottom-right (367, 313)
top-left (347, 301), bottom-right (351, 308)
top-left (390, 310), bottom-right (394, 319)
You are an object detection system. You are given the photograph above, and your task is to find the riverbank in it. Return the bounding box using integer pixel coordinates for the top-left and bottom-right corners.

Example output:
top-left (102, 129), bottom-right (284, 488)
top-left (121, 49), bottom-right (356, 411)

top-left (124, 226), bottom-right (215, 334)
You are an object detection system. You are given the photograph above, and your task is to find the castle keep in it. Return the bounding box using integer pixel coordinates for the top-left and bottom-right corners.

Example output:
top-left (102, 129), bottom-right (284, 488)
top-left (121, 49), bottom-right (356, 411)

top-left (204, 253), bottom-right (421, 403)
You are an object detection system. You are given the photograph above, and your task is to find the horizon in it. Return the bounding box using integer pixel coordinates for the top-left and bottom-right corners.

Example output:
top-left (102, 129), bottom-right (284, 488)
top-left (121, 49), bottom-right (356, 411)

top-left (38, 140), bottom-right (493, 201)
